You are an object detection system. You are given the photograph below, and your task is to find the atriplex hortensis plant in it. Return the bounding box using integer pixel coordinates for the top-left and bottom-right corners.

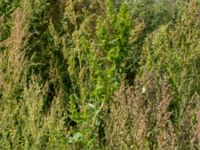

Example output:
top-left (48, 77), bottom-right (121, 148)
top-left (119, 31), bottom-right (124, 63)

top-left (80, 0), bottom-right (132, 147)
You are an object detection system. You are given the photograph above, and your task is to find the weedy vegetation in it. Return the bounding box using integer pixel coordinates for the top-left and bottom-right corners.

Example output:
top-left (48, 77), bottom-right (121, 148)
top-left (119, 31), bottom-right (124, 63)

top-left (1, 0), bottom-right (200, 149)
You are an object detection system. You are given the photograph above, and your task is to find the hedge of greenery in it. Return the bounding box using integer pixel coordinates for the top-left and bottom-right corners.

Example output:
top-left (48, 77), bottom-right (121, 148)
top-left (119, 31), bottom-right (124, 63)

top-left (1, 0), bottom-right (200, 149)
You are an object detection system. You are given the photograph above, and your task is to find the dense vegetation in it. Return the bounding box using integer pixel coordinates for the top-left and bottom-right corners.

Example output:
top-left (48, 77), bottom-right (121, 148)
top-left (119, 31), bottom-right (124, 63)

top-left (1, 0), bottom-right (200, 149)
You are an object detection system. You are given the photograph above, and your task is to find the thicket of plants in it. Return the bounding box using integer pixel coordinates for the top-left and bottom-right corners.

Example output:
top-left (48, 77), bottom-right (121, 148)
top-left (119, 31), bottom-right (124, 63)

top-left (1, 0), bottom-right (200, 149)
